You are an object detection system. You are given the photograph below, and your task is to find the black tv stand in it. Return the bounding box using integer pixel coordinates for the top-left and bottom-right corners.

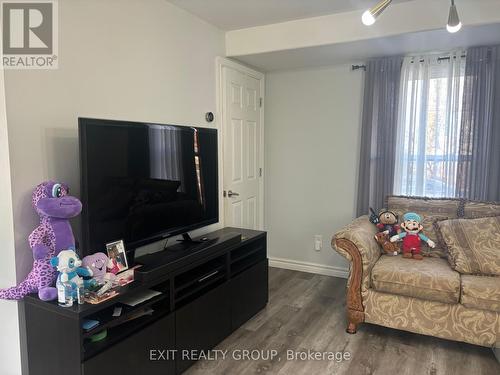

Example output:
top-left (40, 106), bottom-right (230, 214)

top-left (177, 232), bottom-right (203, 244)
top-left (23, 227), bottom-right (268, 375)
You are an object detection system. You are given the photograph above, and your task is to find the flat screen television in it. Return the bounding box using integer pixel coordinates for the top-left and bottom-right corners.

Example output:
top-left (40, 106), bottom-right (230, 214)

top-left (79, 118), bottom-right (218, 255)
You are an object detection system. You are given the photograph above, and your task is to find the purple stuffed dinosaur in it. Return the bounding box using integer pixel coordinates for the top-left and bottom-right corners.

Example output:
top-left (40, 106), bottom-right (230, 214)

top-left (0, 181), bottom-right (82, 301)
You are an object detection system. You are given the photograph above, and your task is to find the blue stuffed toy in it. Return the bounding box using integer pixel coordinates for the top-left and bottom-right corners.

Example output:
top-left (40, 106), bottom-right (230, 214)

top-left (50, 249), bottom-right (94, 299)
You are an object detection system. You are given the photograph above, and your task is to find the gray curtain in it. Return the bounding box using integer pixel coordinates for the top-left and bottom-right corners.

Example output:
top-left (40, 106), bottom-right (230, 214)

top-left (356, 56), bottom-right (404, 216)
top-left (149, 125), bottom-right (184, 191)
top-left (456, 45), bottom-right (500, 201)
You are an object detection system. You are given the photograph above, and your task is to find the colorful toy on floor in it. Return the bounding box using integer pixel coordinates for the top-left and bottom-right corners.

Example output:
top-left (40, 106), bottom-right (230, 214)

top-left (390, 212), bottom-right (435, 260)
top-left (0, 181), bottom-right (82, 301)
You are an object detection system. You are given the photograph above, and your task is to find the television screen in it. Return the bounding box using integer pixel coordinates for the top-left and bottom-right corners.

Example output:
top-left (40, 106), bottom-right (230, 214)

top-left (79, 118), bottom-right (218, 254)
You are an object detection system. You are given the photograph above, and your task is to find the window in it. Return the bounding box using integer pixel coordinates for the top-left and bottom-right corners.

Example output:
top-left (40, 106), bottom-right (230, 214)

top-left (393, 52), bottom-right (466, 197)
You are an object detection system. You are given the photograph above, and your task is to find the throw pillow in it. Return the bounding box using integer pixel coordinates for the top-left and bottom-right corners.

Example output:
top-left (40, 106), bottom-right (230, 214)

top-left (435, 216), bottom-right (500, 276)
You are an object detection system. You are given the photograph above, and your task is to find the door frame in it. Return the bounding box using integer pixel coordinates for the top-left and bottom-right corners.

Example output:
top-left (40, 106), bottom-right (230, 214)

top-left (216, 57), bottom-right (265, 229)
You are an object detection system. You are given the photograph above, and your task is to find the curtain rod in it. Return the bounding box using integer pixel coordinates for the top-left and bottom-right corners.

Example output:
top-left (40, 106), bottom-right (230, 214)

top-left (351, 64), bottom-right (367, 71)
top-left (351, 54), bottom-right (466, 71)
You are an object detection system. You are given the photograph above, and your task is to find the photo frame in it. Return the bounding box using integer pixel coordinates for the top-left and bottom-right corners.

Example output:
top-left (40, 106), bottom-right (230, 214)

top-left (106, 240), bottom-right (129, 274)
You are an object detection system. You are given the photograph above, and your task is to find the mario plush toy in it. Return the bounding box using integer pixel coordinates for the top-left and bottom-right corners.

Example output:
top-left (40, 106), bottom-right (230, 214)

top-left (390, 212), bottom-right (435, 260)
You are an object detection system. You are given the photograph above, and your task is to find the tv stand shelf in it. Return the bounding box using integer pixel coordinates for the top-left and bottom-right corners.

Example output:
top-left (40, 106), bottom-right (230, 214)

top-left (23, 227), bottom-right (268, 375)
top-left (81, 293), bottom-right (169, 339)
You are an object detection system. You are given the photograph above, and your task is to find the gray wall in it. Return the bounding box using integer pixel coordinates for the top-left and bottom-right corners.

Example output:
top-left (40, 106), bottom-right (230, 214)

top-left (265, 64), bottom-right (364, 272)
top-left (4, 0), bottom-right (225, 283)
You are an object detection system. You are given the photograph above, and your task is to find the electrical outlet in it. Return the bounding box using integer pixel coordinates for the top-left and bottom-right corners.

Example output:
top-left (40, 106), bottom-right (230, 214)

top-left (314, 235), bottom-right (323, 251)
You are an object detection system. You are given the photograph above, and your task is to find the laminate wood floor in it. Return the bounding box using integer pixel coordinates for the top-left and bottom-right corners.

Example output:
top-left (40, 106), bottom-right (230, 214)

top-left (185, 267), bottom-right (500, 375)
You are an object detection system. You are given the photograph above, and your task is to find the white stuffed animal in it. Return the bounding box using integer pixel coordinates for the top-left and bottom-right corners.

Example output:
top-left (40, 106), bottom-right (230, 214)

top-left (50, 250), bottom-right (93, 292)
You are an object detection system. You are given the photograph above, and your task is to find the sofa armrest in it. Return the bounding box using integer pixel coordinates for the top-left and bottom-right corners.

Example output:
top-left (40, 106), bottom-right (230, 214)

top-left (331, 215), bottom-right (380, 332)
top-left (333, 215), bottom-right (381, 287)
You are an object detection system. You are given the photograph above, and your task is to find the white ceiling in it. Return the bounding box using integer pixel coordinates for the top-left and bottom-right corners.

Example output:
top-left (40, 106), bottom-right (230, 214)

top-left (234, 23), bottom-right (500, 71)
top-left (167, 0), bottom-right (412, 30)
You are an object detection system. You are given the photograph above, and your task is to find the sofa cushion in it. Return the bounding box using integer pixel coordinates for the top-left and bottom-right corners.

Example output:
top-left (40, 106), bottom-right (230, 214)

top-left (387, 196), bottom-right (460, 258)
top-left (364, 289), bottom-right (499, 347)
top-left (371, 255), bottom-right (460, 304)
top-left (463, 200), bottom-right (500, 219)
top-left (461, 275), bottom-right (500, 313)
top-left (435, 216), bottom-right (500, 276)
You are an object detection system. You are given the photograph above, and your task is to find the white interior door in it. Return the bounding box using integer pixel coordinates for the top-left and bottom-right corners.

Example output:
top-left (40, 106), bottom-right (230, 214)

top-left (221, 62), bottom-right (264, 230)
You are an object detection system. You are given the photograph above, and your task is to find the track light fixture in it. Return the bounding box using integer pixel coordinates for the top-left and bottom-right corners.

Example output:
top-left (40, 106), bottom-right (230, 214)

top-left (361, 0), bottom-right (392, 26)
top-left (446, 0), bottom-right (462, 33)
top-left (361, 0), bottom-right (462, 33)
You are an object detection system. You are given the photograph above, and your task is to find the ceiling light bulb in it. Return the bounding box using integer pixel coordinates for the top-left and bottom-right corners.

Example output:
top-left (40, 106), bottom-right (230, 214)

top-left (361, 0), bottom-right (392, 26)
top-left (362, 10), bottom-right (376, 26)
top-left (446, 22), bottom-right (462, 33)
top-left (447, 1), bottom-right (462, 33)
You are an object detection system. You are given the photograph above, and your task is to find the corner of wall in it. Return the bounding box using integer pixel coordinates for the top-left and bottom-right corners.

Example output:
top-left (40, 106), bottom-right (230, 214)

top-left (0, 66), bottom-right (23, 374)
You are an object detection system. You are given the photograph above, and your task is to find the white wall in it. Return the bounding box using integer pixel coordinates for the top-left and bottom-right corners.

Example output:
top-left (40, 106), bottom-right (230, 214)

top-left (2, 2), bottom-right (224, 373)
top-left (0, 69), bottom-right (22, 375)
top-left (265, 64), bottom-right (364, 274)
top-left (3, 0), bottom-right (225, 282)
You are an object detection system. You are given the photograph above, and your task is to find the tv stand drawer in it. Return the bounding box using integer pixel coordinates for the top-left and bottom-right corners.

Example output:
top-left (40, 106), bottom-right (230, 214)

top-left (83, 313), bottom-right (175, 375)
top-left (230, 259), bottom-right (268, 330)
top-left (175, 282), bottom-right (231, 373)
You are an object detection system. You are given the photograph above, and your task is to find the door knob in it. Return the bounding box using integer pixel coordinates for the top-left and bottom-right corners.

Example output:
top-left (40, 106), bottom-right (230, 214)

top-left (227, 190), bottom-right (239, 197)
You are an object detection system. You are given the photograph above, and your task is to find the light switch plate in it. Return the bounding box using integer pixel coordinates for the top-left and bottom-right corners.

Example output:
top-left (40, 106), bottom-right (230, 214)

top-left (314, 235), bottom-right (323, 251)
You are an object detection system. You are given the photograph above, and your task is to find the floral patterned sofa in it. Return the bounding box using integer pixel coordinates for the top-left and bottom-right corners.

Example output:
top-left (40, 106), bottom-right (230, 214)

top-left (332, 196), bottom-right (500, 347)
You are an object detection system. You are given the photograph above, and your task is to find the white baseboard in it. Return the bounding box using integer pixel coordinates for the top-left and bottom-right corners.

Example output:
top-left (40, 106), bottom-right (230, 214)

top-left (268, 257), bottom-right (349, 279)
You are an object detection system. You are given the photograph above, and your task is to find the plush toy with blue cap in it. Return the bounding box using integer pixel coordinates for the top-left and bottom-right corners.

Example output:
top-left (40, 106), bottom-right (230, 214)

top-left (390, 212), bottom-right (435, 260)
top-left (50, 249), bottom-right (94, 299)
